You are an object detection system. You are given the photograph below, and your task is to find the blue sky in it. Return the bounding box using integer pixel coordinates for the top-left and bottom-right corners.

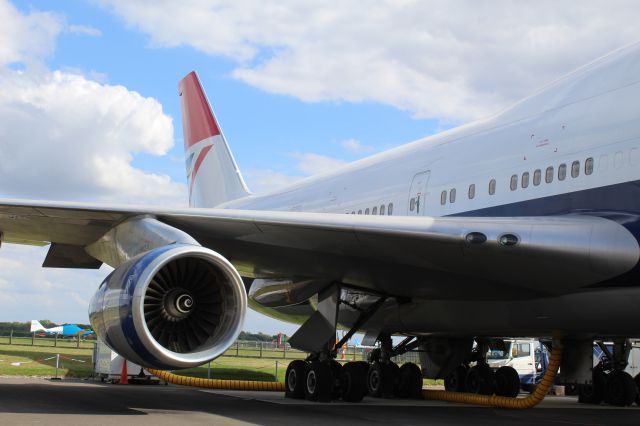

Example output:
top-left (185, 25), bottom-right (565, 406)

top-left (20, 0), bottom-right (442, 189)
top-left (2, 0), bottom-right (640, 332)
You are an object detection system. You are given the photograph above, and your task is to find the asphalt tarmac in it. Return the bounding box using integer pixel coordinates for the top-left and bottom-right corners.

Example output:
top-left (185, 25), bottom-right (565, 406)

top-left (0, 377), bottom-right (638, 425)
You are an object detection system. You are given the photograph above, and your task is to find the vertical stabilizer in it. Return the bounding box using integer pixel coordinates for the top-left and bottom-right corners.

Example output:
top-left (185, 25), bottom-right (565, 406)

top-left (30, 320), bottom-right (45, 332)
top-left (179, 71), bottom-right (250, 208)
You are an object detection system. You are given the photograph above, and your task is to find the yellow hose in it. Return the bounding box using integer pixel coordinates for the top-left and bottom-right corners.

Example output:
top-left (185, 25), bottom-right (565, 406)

top-left (148, 338), bottom-right (561, 408)
top-left (422, 339), bottom-right (563, 409)
top-left (146, 368), bottom-right (285, 392)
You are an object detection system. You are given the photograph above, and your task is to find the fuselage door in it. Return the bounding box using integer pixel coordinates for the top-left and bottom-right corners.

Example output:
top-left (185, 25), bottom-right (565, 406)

top-left (408, 171), bottom-right (430, 216)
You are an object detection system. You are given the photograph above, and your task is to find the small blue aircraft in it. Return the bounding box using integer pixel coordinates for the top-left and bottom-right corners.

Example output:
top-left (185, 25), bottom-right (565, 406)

top-left (30, 320), bottom-right (93, 336)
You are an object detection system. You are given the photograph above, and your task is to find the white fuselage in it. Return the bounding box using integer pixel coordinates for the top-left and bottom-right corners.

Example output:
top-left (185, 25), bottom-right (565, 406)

top-left (222, 47), bottom-right (640, 219)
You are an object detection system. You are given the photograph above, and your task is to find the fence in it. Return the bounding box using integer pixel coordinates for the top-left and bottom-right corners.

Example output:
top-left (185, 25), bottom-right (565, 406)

top-left (223, 340), bottom-right (421, 364)
top-left (0, 332), bottom-right (421, 364)
top-left (0, 331), bottom-right (95, 349)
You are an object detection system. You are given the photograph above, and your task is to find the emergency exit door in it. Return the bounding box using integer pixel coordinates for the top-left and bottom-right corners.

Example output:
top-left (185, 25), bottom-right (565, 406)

top-left (408, 171), bottom-right (430, 216)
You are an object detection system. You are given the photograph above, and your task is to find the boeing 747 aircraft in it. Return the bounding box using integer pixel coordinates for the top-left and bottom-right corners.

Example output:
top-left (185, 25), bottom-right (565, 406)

top-left (1, 43), bottom-right (640, 405)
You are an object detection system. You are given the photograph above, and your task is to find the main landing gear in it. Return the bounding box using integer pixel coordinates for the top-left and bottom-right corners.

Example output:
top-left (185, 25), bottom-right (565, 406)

top-left (578, 340), bottom-right (639, 407)
top-left (283, 340), bottom-right (423, 403)
top-left (283, 285), bottom-right (423, 403)
top-left (443, 340), bottom-right (520, 398)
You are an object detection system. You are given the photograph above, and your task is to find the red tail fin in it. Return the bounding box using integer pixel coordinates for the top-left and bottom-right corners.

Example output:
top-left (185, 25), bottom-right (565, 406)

top-left (179, 71), bottom-right (249, 207)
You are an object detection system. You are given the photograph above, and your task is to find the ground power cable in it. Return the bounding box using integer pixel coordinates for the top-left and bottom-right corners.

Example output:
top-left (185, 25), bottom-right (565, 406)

top-left (422, 337), bottom-right (563, 409)
top-left (148, 337), bottom-right (562, 408)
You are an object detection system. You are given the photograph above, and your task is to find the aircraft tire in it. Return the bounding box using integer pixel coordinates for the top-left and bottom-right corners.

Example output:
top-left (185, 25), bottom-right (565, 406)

top-left (330, 360), bottom-right (343, 400)
top-left (367, 361), bottom-right (395, 398)
top-left (444, 365), bottom-right (468, 392)
top-left (465, 364), bottom-right (494, 395)
top-left (605, 371), bottom-right (637, 406)
top-left (285, 360), bottom-right (308, 399)
top-left (578, 365), bottom-right (606, 404)
top-left (397, 362), bottom-right (423, 398)
top-left (494, 366), bottom-right (520, 397)
top-left (340, 362), bottom-right (367, 402)
top-left (304, 361), bottom-right (333, 402)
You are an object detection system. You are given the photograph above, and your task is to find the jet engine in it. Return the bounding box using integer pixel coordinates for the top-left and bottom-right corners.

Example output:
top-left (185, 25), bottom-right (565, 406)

top-left (89, 243), bottom-right (246, 369)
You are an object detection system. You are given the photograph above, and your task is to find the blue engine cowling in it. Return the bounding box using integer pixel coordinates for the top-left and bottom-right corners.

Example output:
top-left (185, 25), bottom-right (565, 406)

top-left (89, 243), bottom-right (247, 369)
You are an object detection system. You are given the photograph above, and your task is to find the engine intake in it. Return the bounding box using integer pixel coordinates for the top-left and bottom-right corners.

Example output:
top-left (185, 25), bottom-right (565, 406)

top-left (89, 244), bottom-right (246, 369)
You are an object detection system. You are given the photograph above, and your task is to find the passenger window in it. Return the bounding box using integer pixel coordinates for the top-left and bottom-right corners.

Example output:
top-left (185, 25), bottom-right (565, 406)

top-left (631, 148), bottom-right (639, 166)
top-left (533, 169), bottom-right (541, 186)
top-left (614, 151), bottom-right (623, 169)
top-left (571, 161), bottom-right (580, 178)
top-left (599, 154), bottom-right (608, 172)
top-left (558, 163), bottom-right (567, 181)
top-left (468, 184), bottom-right (475, 199)
top-left (510, 174), bottom-right (518, 191)
top-left (450, 188), bottom-right (456, 203)
top-left (410, 198), bottom-right (416, 211)
top-left (380, 204), bottom-right (385, 215)
top-left (358, 210), bottom-right (362, 215)
top-left (365, 208), bottom-right (370, 215)
top-left (545, 166), bottom-right (554, 183)
top-left (440, 190), bottom-right (447, 205)
top-left (521, 172), bottom-right (529, 188)
top-left (488, 179), bottom-right (496, 195)
top-left (372, 206), bottom-right (377, 215)
top-left (388, 203), bottom-right (394, 215)
top-left (585, 157), bottom-right (594, 175)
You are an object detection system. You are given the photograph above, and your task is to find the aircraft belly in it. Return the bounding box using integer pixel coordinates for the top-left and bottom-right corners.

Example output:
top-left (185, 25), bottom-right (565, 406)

top-left (251, 287), bottom-right (640, 339)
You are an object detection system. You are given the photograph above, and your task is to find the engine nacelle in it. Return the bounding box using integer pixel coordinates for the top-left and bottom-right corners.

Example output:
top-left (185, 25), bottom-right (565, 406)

top-left (89, 243), bottom-right (246, 369)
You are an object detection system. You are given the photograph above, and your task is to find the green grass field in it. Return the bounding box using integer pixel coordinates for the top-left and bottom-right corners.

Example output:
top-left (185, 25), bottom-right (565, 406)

top-left (0, 339), bottom-right (442, 385)
top-left (0, 339), bottom-right (298, 381)
top-left (0, 343), bottom-right (93, 377)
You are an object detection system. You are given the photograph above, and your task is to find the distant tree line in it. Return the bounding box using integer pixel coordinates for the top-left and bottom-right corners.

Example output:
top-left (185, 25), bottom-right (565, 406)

top-left (238, 331), bottom-right (287, 342)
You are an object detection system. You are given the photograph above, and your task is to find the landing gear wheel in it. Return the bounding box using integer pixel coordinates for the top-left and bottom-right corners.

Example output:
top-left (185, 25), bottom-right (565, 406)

top-left (466, 364), bottom-right (494, 395)
top-left (367, 362), bottom-right (396, 398)
top-left (305, 362), bottom-right (333, 402)
top-left (444, 365), bottom-right (468, 392)
top-left (330, 360), bottom-right (343, 400)
top-left (353, 361), bottom-right (370, 374)
top-left (285, 360), bottom-right (308, 399)
top-left (635, 373), bottom-right (640, 405)
top-left (397, 363), bottom-right (423, 398)
top-left (578, 366), bottom-right (606, 404)
top-left (341, 362), bottom-right (367, 402)
top-left (605, 371), bottom-right (637, 406)
top-left (494, 366), bottom-right (520, 397)
top-left (388, 362), bottom-right (400, 396)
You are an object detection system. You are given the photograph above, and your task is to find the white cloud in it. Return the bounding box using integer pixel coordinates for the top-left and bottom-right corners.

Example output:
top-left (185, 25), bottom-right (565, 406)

top-left (0, 1), bottom-right (185, 324)
top-left (0, 0), bottom-right (61, 67)
top-left (66, 24), bottom-right (102, 37)
top-left (341, 138), bottom-right (374, 154)
top-left (0, 70), bottom-right (185, 204)
top-left (245, 153), bottom-right (346, 194)
top-left (244, 169), bottom-right (302, 194)
top-left (0, 0), bottom-right (185, 205)
top-left (100, 0), bottom-right (640, 121)
top-left (292, 153), bottom-right (346, 175)
top-left (0, 244), bottom-right (108, 323)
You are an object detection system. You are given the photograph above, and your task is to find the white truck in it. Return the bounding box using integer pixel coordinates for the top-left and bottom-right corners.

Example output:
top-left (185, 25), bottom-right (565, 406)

top-left (486, 339), bottom-right (548, 390)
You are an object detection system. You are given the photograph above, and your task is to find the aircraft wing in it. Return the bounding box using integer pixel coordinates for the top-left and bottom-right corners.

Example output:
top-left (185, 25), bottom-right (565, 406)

top-left (0, 199), bottom-right (637, 297)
